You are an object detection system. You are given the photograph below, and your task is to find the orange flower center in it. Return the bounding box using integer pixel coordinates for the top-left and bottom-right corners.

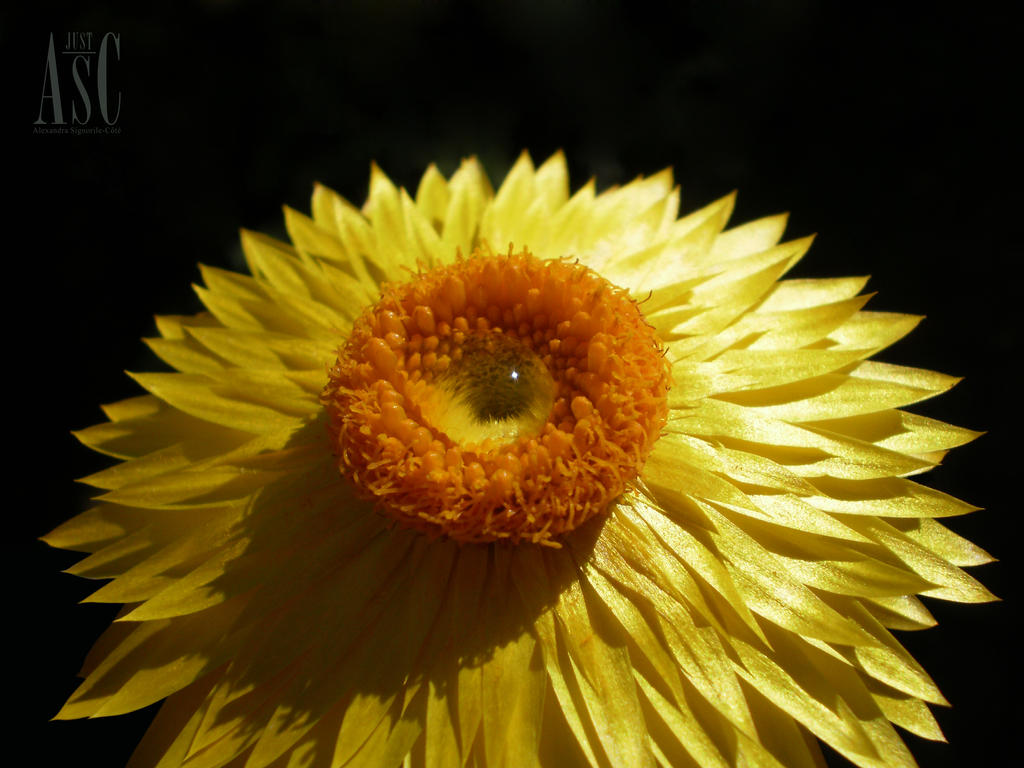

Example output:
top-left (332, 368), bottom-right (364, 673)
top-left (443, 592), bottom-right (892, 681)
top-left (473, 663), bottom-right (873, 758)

top-left (321, 247), bottom-right (671, 545)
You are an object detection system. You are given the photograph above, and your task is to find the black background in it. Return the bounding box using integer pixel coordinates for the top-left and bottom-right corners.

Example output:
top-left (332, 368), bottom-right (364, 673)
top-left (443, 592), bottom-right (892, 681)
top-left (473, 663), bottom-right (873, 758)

top-left (8, 1), bottom-right (1019, 766)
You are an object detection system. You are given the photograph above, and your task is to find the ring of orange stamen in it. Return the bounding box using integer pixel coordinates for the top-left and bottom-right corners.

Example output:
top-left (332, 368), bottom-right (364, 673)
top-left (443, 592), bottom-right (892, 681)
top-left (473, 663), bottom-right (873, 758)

top-left (321, 246), bottom-right (671, 546)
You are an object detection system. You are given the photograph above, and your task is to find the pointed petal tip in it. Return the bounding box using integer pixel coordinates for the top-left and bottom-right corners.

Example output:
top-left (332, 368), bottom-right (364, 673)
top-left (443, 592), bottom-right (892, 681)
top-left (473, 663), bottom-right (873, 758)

top-left (974, 549), bottom-right (998, 566)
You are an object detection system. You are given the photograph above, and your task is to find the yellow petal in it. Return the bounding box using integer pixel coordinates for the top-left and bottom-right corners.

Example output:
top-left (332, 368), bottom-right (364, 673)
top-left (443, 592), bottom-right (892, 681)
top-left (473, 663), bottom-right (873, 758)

top-left (126, 672), bottom-right (223, 768)
top-left (442, 156), bottom-right (491, 256)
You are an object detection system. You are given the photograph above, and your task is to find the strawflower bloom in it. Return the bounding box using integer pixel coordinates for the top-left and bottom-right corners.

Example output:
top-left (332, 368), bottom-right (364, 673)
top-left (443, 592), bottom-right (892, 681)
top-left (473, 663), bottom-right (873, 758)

top-left (50, 152), bottom-right (992, 768)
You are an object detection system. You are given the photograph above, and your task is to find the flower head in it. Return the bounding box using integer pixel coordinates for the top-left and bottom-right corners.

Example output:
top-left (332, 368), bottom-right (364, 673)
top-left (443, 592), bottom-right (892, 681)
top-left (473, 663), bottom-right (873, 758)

top-left (50, 152), bottom-right (992, 768)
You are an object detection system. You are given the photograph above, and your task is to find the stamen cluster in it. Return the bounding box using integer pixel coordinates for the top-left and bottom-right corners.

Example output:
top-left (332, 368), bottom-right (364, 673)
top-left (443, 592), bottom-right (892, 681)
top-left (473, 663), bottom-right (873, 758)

top-left (322, 247), bottom-right (671, 545)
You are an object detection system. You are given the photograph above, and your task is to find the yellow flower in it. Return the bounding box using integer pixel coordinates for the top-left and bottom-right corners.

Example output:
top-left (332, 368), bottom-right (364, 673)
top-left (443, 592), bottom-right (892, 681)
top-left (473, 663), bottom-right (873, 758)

top-left (49, 152), bottom-right (992, 768)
